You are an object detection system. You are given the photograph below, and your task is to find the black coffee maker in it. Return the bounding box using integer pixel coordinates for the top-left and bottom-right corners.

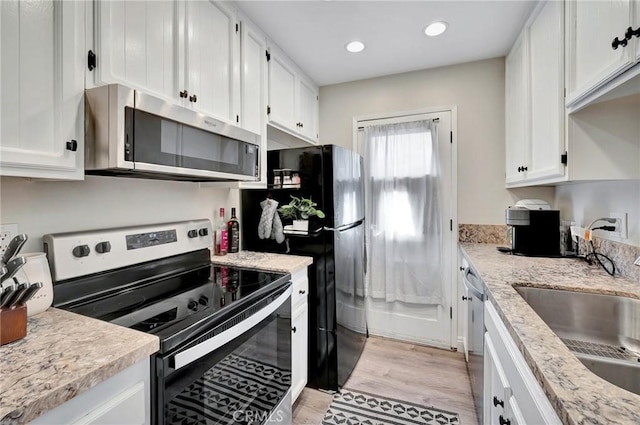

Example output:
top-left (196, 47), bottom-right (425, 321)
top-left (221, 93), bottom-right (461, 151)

top-left (506, 202), bottom-right (560, 257)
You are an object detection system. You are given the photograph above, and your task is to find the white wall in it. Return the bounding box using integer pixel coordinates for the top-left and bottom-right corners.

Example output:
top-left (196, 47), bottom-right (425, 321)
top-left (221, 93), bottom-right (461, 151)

top-left (319, 57), bottom-right (554, 225)
top-left (555, 180), bottom-right (640, 246)
top-left (0, 176), bottom-right (238, 253)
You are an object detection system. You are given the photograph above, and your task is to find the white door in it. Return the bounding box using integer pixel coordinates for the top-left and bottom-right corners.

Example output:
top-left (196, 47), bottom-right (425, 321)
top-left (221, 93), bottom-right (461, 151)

top-left (527, 0), bottom-right (565, 181)
top-left (268, 48), bottom-right (297, 130)
top-left (567, 0), bottom-right (635, 102)
top-left (184, 0), bottom-right (239, 123)
top-left (355, 109), bottom-right (454, 348)
top-left (291, 302), bottom-right (308, 402)
top-left (505, 35), bottom-right (527, 184)
top-left (1, 0), bottom-right (84, 180)
top-left (94, 0), bottom-right (180, 102)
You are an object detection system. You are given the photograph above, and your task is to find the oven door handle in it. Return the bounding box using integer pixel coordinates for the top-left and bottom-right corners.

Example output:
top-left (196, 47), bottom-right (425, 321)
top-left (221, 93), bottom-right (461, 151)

top-left (172, 285), bottom-right (292, 370)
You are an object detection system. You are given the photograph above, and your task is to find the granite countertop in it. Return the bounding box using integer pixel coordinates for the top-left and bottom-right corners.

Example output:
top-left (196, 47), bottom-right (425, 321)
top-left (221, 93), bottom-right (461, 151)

top-left (211, 250), bottom-right (313, 273)
top-left (460, 243), bottom-right (640, 425)
top-left (0, 308), bottom-right (159, 425)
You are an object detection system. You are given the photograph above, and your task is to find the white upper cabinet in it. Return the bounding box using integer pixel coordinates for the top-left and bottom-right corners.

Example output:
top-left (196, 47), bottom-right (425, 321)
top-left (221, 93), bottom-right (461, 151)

top-left (1, 0), bottom-right (85, 180)
top-left (505, 35), bottom-right (528, 185)
top-left (93, 0), bottom-right (181, 103)
top-left (298, 75), bottom-right (319, 142)
top-left (268, 45), bottom-right (298, 131)
top-left (240, 19), bottom-right (267, 136)
top-left (505, 0), bottom-right (565, 187)
top-left (526, 0), bottom-right (565, 182)
top-left (184, 0), bottom-right (240, 123)
top-left (93, 0), bottom-right (240, 124)
top-left (267, 42), bottom-right (319, 144)
top-left (566, 0), bottom-right (640, 109)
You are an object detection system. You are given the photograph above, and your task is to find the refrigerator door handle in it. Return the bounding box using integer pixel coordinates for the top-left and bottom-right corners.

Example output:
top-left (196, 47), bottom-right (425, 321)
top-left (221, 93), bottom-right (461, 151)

top-left (323, 220), bottom-right (364, 233)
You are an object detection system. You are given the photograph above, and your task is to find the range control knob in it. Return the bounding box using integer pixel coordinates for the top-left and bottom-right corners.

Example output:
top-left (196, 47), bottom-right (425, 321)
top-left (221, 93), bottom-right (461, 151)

top-left (199, 228), bottom-right (208, 237)
top-left (95, 241), bottom-right (111, 254)
top-left (199, 295), bottom-right (209, 306)
top-left (187, 229), bottom-right (198, 238)
top-left (187, 300), bottom-right (198, 311)
top-left (72, 245), bottom-right (90, 258)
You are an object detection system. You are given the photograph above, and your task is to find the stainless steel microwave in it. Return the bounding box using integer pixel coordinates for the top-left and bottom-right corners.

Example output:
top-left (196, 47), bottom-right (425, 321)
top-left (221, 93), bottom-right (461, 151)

top-left (85, 84), bottom-right (260, 182)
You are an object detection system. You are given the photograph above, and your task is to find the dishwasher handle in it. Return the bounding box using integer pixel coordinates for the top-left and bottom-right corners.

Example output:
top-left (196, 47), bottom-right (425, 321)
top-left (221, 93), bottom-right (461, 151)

top-left (463, 267), bottom-right (485, 300)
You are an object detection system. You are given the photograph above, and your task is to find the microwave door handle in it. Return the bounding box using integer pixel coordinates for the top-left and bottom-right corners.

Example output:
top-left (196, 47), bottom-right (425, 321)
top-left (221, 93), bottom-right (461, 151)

top-left (171, 286), bottom-right (292, 370)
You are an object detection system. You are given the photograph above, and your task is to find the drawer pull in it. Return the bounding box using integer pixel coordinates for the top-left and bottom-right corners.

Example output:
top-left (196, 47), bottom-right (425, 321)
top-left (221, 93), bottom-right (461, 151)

top-left (499, 415), bottom-right (511, 425)
top-left (462, 296), bottom-right (470, 301)
top-left (292, 326), bottom-right (297, 333)
top-left (493, 396), bottom-right (504, 408)
top-left (298, 290), bottom-right (306, 294)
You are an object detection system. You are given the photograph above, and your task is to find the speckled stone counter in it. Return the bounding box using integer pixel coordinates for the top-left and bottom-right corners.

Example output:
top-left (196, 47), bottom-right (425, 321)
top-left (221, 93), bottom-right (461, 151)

top-left (211, 251), bottom-right (313, 273)
top-left (0, 308), bottom-right (159, 425)
top-left (460, 243), bottom-right (640, 425)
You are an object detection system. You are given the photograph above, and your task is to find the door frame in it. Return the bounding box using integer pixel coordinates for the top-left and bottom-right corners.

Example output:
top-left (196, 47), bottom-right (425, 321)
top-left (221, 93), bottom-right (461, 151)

top-left (352, 105), bottom-right (458, 349)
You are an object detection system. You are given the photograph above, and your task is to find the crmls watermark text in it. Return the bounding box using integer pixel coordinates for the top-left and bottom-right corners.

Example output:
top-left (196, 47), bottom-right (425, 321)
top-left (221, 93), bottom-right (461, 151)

top-left (232, 409), bottom-right (287, 423)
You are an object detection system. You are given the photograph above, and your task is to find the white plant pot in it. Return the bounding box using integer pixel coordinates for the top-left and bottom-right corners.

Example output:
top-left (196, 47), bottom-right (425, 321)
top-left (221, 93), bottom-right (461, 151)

top-left (292, 220), bottom-right (309, 232)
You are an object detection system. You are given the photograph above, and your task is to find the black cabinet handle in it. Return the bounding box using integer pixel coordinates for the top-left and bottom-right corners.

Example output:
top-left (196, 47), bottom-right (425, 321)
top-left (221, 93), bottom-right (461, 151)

top-left (189, 94), bottom-right (198, 103)
top-left (626, 26), bottom-right (640, 40)
top-left (292, 326), bottom-right (297, 333)
top-left (493, 396), bottom-right (505, 408)
top-left (612, 35), bottom-right (628, 50)
top-left (522, 166), bottom-right (528, 172)
top-left (459, 266), bottom-right (464, 271)
top-left (517, 166), bottom-right (523, 172)
top-left (66, 140), bottom-right (78, 152)
top-left (462, 296), bottom-right (470, 301)
top-left (499, 415), bottom-right (511, 425)
top-left (299, 290), bottom-right (306, 294)
top-left (179, 90), bottom-right (188, 98)
top-left (300, 122), bottom-right (304, 128)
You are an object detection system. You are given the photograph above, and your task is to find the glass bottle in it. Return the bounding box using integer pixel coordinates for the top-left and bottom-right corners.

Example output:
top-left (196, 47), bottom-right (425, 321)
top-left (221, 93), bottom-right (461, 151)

top-left (227, 207), bottom-right (240, 253)
top-left (215, 207), bottom-right (228, 256)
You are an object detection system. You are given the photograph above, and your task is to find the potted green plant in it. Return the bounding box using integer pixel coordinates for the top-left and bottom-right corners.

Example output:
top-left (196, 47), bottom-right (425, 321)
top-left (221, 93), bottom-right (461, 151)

top-left (277, 195), bottom-right (325, 232)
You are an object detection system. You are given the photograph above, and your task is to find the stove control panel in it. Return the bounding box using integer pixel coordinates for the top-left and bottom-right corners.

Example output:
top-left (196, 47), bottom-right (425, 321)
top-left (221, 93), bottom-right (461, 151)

top-left (44, 219), bottom-right (213, 281)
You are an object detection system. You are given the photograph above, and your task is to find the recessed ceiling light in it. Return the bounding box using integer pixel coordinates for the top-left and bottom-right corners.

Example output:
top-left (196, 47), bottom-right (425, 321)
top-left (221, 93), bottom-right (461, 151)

top-left (424, 21), bottom-right (448, 37)
top-left (345, 40), bottom-right (365, 53)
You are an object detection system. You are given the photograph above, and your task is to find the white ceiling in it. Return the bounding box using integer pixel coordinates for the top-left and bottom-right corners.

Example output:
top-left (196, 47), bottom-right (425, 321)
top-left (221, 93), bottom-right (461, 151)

top-left (234, 0), bottom-right (538, 87)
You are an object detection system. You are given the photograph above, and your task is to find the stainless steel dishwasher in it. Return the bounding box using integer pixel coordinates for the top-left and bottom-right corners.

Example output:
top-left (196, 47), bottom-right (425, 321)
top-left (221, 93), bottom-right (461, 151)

top-left (462, 259), bottom-right (485, 425)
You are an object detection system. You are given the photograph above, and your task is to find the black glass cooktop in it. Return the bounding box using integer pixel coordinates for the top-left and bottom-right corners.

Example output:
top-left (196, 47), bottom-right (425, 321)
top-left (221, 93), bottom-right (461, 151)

top-left (65, 264), bottom-right (288, 344)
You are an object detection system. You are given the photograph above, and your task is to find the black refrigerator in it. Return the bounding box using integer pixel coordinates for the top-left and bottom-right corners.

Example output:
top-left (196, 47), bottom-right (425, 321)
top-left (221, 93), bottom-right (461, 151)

top-left (241, 144), bottom-right (367, 392)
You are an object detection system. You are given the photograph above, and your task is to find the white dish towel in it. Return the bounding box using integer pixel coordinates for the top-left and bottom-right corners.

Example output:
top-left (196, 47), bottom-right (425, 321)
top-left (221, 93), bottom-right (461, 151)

top-left (259, 199), bottom-right (285, 243)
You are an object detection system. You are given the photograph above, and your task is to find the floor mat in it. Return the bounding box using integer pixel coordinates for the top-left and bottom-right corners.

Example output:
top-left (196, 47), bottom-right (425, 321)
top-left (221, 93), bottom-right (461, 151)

top-left (322, 389), bottom-right (460, 425)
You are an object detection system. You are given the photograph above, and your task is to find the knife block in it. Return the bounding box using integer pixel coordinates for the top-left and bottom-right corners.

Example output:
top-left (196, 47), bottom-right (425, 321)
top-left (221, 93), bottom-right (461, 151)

top-left (0, 305), bottom-right (27, 345)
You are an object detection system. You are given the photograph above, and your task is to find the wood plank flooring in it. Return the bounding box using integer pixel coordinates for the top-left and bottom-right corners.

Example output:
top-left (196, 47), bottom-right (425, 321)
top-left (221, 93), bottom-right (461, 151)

top-left (292, 336), bottom-right (478, 425)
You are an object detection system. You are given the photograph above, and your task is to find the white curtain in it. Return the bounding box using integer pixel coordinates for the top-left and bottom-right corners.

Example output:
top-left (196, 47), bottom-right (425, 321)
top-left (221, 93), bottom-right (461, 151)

top-left (363, 119), bottom-right (443, 305)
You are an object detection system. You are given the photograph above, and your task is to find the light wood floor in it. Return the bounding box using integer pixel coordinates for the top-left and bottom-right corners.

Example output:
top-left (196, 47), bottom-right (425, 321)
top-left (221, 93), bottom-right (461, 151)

top-left (292, 336), bottom-right (478, 425)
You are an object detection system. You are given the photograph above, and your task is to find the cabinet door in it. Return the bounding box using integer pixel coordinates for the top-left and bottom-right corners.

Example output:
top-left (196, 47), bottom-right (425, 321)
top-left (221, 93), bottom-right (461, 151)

top-left (268, 49), bottom-right (297, 130)
top-left (291, 301), bottom-right (308, 403)
top-left (95, 0), bottom-right (180, 102)
top-left (240, 20), bottom-right (267, 135)
top-left (297, 75), bottom-right (319, 143)
top-left (505, 35), bottom-right (527, 184)
top-left (566, 0), bottom-right (635, 102)
top-left (527, 0), bottom-right (565, 181)
top-left (185, 0), bottom-right (239, 123)
top-left (1, 0), bottom-right (84, 180)
top-left (484, 332), bottom-right (511, 425)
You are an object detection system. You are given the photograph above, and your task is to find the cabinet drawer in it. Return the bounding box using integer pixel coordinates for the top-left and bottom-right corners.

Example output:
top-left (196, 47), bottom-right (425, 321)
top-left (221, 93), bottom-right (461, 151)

top-left (291, 269), bottom-right (309, 308)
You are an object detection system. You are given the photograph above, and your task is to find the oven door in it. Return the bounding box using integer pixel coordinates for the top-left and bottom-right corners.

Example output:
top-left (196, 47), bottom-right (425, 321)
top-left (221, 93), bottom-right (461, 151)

top-left (155, 284), bottom-right (292, 425)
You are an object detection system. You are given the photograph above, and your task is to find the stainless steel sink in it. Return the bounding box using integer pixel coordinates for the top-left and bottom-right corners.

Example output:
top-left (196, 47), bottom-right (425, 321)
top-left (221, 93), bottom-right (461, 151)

top-left (514, 286), bottom-right (640, 395)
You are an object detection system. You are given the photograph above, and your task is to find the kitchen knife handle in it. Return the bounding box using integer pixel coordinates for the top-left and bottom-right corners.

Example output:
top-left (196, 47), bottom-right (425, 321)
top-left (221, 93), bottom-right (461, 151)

top-left (0, 257), bottom-right (27, 284)
top-left (1, 234), bottom-right (28, 264)
top-left (17, 282), bottom-right (43, 305)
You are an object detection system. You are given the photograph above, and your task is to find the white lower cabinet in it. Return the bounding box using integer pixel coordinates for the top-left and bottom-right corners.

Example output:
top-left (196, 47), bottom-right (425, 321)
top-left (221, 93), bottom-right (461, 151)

top-left (484, 301), bottom-right (560, 425)
top-left (30, 358), bottom-right (151, 425)
top-left (290, 268), bottom-right (309, 403)
top-left (0, 0), bottom-right (85, 180)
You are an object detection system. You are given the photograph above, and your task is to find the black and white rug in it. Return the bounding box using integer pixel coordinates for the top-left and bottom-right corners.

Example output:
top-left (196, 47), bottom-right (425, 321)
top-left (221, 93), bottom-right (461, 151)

top-left (322, 389), bottom-right (460, 425)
